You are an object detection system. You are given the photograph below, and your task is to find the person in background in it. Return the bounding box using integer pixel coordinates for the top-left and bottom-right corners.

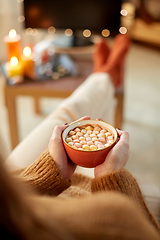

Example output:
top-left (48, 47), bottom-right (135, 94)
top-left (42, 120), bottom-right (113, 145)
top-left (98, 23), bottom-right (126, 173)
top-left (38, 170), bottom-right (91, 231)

top-left (1, 34), bottom-right (159, 240)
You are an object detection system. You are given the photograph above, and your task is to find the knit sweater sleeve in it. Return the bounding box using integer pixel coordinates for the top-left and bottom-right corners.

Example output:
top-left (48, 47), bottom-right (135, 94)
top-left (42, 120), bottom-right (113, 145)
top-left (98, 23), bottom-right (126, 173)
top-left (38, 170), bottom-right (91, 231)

top-left (91, 169), bottom-right (160, 232)
top-left (19, 149), bottom-right (71, 196)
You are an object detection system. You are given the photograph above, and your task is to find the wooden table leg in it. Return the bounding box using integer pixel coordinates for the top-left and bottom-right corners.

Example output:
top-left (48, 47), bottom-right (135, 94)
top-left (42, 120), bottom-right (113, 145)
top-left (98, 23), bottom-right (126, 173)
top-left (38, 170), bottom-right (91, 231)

top-left (115, 92), bottom-right (124, 129)
top-left (34, 96), bottom-right (40, 114)
top-left (5, 94), bottom-right (19, 149)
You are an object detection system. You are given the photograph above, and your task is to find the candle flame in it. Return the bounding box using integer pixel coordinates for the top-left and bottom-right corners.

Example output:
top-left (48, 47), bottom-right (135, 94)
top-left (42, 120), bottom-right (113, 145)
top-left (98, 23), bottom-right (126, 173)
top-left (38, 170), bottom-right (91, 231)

top-left (23, 46), bottom-right (32, 57)
top-left (9, 29), bottom-right (17, 38)
top-left (10, 57), bottom-right (18, 66)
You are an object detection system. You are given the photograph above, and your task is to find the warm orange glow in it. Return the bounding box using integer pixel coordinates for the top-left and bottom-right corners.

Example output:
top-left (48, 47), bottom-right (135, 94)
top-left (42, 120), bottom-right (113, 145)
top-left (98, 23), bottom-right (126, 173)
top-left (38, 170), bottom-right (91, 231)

top-left (10, 57), bottom-right (18, 66)
top-left (41, 19), bottom-right (52, 28)
top-left (29, 7), bottom-right (40, 18)
top-left (23, 46), bottom-right (32, 57)
top-left (48, 26), bottom-right (56, 34)
top-left (101, 29), bottom-right (110, 37)
top-left (83, 29), bottom-right (91, 38)
top-left (120, 9), bottom-right (128, 16)
top-left (9, 29), bottom-right (17, 39)
top-left (119, 27), bottom-right (127, 34)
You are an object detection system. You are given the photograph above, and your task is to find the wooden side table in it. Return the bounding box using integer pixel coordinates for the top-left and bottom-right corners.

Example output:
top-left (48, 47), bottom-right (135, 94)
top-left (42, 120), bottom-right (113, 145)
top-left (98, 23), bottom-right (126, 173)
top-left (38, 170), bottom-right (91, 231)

top-left (5, 59), bottom-right (123, 150)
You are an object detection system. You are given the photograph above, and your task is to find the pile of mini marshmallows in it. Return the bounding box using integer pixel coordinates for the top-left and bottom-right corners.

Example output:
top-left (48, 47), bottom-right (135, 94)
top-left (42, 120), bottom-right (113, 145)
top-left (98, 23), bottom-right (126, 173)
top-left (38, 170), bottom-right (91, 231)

top-left (65, 125), bottom-right (114, 151)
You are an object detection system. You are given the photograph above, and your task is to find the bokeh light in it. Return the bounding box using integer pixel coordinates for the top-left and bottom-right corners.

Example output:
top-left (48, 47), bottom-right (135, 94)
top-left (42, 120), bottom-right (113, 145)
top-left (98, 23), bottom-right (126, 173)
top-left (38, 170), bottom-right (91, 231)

top-left (101, 29), bottom-right (110, 37)
top-left (32, 29), bottom-right (38, 36)
top-left (25, 28), bottom-right (33, 35)
top-left (48, 26), bottom-right (56, 34)
top-left (120, 9), bottom-right (128, 16)
top-left (83, 29), bottom-right (91, 38)
top-left (119, 27), bottom-right (127, 34)
top-left (18, 15), bottom-right (25, 22)
top-left (65, 28), bottom-right (73, 36)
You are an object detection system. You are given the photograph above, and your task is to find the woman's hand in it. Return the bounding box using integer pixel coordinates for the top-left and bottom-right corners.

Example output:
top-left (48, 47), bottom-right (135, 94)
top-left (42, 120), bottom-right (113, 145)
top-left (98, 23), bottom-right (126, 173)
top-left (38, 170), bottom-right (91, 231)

top-left (94, 129), bottom-right (129, 178)
top-left (48, 116), bottom-right (91, 179)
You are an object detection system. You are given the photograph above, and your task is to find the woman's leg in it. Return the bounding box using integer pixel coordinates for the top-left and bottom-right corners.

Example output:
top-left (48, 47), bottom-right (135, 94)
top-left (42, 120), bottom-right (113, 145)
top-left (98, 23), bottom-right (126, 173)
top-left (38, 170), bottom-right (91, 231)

top-left (6, 73), bottom-right (116, 170)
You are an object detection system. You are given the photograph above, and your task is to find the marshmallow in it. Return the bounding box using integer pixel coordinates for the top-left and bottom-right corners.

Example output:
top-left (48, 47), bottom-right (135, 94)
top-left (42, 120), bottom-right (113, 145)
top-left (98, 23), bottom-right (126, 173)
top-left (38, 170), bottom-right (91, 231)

top-left (66, 124), bottom-right (114, 151)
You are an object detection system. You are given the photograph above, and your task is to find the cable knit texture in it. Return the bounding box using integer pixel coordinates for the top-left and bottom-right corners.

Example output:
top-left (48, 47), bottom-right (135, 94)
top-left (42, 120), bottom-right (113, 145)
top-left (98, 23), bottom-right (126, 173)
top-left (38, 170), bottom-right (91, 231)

top-left (91, 169), bottom-right (160, 231)
top-left (15, 149), bottom-right (160, 239)
top-left (20, 149), bottom-right (71, 195)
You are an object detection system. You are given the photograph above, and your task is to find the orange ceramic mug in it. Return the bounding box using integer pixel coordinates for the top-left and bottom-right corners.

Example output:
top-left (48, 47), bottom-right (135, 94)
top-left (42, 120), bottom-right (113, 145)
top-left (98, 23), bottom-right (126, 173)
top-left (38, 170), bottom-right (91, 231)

top-left (62, 119), bottom-right (118, 168)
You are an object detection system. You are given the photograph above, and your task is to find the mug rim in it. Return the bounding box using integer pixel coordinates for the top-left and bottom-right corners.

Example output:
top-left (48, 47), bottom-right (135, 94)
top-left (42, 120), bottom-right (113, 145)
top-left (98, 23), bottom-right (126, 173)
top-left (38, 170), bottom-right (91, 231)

top-left (62, 119), bottom-right (118, 152)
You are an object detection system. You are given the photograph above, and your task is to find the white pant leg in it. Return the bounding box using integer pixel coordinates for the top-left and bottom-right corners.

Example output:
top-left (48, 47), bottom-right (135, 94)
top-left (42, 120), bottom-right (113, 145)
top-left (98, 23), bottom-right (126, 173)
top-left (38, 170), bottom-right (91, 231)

top-left (6, 73), bottom-right (116, 170)
top-left (60, 72), bottom-right (116, 122)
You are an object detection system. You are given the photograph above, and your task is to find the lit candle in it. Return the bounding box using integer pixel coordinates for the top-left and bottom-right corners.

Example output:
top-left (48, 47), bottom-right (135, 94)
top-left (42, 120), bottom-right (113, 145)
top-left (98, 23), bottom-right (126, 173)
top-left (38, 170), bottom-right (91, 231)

top-left (22, 46), bottom-right (36, 79)
top-left (5, 56), bottom-right (23, 78)
top-left (3, 29), bottom-right (22, 61)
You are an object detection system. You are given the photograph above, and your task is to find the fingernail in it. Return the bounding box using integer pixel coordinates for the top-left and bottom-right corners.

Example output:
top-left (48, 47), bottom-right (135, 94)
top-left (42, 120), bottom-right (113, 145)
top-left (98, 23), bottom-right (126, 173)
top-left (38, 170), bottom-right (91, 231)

top-left (116, 128), bottom-right (121, 130)
top-left (64, 123), bottom-right (68, 125)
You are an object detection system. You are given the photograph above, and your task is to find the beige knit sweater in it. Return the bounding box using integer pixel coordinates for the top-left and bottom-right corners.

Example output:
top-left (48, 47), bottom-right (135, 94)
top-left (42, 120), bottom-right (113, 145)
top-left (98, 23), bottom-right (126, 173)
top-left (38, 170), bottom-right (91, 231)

top-left (17, 149), bottom-right (160, 239)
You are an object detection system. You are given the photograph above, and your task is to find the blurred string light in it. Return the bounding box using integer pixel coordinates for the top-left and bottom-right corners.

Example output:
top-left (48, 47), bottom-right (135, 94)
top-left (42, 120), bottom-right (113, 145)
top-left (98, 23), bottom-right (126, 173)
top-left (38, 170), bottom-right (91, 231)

top-left (120, 7), bottom-right (128, 34)
top-left (17, 0), bottom-right (39, 37)
top-left (65, 28), bottom-right (73, 37)
top-left (25, 28), bottom-right (33, 35)
top-left (48, 26), bottom-right (56, 34)
top-left (120, 9), bottom-right (128, 16)
top-left (32, 29), bottom-right (38, 36)
top-left (101, 29), bottom-right (110, 37)
top-left (83, 29), bottom-right (91, 38)
top-left (25, 28), bottom-right (38, 36)
top-left (119, 26), bottom-right (127, 34)
top-left (18, 15), bottom-right (25, 23)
